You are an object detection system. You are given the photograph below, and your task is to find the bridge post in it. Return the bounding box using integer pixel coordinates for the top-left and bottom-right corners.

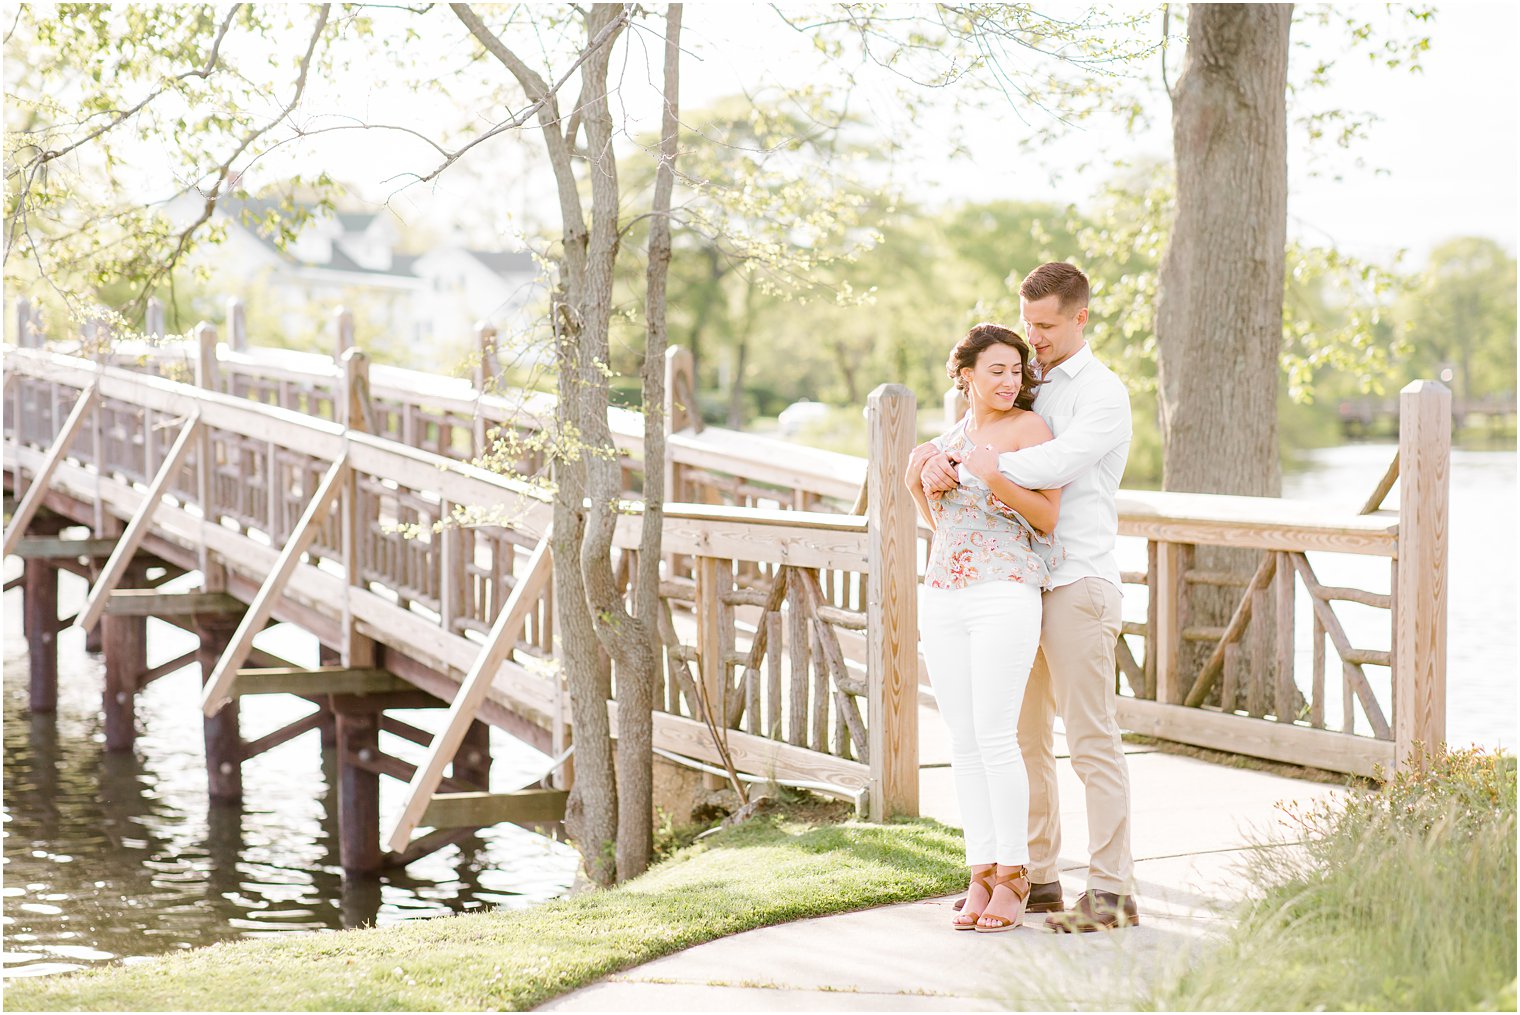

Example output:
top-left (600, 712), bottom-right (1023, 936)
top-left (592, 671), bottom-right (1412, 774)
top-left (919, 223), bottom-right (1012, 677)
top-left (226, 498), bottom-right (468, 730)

top-left (145, 298), bottom-right (165, 341)
top-left (662, 347), bottom-right (697, 581)
top-left (22, 514), bottom-right (66, 713)
top-left (103, 559), bottom-right (150, 751)
top-left (336, 345), bottom-right (383, 873)
top-left (1393, 380), bottom-right (1450, 772)
top-left (226, 297), bottom-right (247, 353)
top-left (196, 613), bottom-right (245, 800)
top-left (865, 383), bottom-right (918, 820)
top-left (15, 297), bottom-right (35, 347)
top-left (943, 385), bottom-right (967, 429)
top-left (194, 322), bottom-right (227, 595)
top-left (333, 307), bottom-right (355, 365)
top-left (473, 323), bottom-right (499, 457)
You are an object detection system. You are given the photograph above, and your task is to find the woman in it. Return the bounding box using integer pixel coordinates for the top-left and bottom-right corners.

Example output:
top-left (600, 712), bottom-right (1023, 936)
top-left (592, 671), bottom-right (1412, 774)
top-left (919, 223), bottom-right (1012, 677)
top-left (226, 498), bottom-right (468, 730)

top-left (904, 323), bottom-right (1063, 933)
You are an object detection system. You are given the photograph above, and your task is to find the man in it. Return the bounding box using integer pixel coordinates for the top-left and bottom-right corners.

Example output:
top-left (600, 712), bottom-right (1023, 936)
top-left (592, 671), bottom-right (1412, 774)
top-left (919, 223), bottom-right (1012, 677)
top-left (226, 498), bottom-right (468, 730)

top-left (921, 262), bottom-right (1137, 931)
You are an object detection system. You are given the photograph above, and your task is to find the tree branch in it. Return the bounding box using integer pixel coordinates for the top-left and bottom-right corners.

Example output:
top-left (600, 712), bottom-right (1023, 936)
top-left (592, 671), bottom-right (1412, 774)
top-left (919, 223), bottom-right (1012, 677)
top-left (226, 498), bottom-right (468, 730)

top-left (124, 4), bottom-right (331, 311)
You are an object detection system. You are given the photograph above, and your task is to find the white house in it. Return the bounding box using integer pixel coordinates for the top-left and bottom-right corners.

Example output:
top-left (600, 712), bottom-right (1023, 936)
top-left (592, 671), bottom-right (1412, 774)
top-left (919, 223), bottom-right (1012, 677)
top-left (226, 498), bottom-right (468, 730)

top-left (176, 194), bottom-right (543, 368)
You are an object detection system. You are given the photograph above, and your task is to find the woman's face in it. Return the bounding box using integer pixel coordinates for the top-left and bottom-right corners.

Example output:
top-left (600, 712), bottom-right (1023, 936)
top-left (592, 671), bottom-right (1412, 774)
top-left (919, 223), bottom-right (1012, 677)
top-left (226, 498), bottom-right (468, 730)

top-left (960, 342), bottom-right (1024, 411)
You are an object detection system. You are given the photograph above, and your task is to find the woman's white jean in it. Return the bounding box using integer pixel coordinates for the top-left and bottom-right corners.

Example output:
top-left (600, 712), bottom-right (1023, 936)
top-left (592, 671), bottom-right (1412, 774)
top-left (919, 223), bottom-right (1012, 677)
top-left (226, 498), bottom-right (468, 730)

top-left (921, 581), bottom-right (1042, 866)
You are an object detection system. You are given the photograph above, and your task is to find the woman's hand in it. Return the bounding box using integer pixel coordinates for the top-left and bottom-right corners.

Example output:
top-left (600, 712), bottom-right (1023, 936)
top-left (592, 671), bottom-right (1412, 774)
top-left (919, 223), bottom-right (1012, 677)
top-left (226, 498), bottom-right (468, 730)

top-left (962, 441), bottom-right (999, 483)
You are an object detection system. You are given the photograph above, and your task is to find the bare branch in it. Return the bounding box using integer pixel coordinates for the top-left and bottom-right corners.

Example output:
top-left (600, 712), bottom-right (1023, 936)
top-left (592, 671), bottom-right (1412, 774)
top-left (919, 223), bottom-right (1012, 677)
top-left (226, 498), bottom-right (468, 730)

top-left (1161, 4), bottom-right (1174, 102)
top-left (449, 2), bottom-right (628, 244)
top-left (34, 5), bottom-right (241, 169)
top-left (4, 6), bottom-right (24, 45)
top-left (122, 5), bottom-right (332, 311)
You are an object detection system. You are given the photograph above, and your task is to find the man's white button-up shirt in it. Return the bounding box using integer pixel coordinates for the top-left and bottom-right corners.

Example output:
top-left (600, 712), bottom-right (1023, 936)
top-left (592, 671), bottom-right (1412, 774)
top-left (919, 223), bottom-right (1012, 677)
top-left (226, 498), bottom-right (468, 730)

top-left (997, 342), bottom-right (1132, 591)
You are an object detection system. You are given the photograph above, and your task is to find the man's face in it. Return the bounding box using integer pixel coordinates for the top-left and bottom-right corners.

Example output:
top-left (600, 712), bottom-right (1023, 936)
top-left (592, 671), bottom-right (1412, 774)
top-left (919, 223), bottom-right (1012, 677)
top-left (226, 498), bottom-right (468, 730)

top-left (1020, 294), bottom-right (1088, 370)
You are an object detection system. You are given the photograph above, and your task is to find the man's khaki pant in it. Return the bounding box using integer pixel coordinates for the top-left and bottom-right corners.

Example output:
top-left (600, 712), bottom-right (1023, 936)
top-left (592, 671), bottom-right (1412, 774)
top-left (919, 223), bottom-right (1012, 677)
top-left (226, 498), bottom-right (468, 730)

top-left (1018, 577), bottom-right (1134, 894)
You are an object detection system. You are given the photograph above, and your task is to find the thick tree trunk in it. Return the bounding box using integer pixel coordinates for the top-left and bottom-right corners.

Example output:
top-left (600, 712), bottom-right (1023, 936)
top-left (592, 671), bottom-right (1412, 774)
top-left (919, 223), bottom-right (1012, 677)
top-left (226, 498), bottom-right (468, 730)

top-left (1156, 4), bottom-right (1292, 706)
top-left (1156, 3), bottom-right (1291, 497)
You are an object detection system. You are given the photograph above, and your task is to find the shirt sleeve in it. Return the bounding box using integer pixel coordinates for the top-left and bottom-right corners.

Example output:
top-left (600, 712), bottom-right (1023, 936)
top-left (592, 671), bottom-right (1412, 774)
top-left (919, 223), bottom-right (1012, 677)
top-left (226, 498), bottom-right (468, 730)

top-left (996, 378), bottom-right (1131, 489)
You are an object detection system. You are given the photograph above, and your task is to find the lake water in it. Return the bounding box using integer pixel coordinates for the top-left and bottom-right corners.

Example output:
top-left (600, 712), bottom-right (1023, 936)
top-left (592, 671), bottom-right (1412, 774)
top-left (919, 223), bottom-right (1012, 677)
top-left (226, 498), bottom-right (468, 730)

top-left (2, 442), bottom-right (1513, 979)
top-left (1281, 442), bottom-right (1515, 752)
top-left (1, 581), bottom-right (580, 980)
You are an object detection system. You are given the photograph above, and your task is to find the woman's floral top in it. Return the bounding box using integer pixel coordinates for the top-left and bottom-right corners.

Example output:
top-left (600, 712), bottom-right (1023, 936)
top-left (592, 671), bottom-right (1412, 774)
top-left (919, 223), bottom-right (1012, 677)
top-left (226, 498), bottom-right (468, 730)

top-left (923, 416), bottom-right (1065, 592)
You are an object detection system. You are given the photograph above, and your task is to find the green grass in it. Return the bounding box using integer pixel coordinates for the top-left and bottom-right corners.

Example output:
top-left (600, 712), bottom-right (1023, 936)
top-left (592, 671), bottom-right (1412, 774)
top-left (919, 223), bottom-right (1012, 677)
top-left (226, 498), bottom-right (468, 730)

top-left (7, 805), bottom-right (968, 1012)
top-left (1087, 747), bottom-right (1517, 1012)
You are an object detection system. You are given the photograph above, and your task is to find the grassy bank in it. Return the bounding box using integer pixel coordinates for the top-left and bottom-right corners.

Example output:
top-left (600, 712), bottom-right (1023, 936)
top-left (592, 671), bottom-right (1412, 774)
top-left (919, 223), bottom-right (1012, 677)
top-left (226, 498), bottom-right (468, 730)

top-left (1114, 748), bottom-right (1517, 1011)
top-left (7, 803), bottom-right (967, 1012)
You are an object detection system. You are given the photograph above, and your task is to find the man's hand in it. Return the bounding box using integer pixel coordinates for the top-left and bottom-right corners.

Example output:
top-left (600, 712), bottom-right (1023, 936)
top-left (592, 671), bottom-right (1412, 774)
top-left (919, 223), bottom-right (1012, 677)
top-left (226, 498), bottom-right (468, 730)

top-left (908, 441), bottom-right (939, 470)
top-left (962, 441), bottom-right (998, 483)
top-left (920, 449), bottom-right (961, 495)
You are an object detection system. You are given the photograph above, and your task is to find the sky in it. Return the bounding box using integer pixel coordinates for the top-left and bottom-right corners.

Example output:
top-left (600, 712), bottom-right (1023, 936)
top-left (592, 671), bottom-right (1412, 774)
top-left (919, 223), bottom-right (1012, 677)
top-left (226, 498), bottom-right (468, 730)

top-left (674, 3), bottom-right (1520, 266)
top-left (266, 3), bottom-right (1518, 269)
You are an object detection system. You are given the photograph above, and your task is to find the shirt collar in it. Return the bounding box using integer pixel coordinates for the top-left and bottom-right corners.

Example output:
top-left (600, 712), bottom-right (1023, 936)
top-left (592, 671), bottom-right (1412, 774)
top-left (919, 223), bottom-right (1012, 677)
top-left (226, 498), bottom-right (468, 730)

top-left (1043, 342), bottom-right (1094, 381)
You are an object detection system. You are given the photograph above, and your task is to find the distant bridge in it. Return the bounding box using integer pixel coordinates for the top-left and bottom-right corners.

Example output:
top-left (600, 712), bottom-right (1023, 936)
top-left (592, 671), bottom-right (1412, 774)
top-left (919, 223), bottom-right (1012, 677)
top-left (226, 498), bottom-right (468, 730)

top-left (1339, 391), bottom-right (1516, 439)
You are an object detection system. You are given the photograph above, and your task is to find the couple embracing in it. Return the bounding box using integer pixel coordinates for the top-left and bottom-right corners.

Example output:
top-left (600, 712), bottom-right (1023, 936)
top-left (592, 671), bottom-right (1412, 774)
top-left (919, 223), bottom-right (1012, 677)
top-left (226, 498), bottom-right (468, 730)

top-left (905, 262), bottom-right (1138, 935)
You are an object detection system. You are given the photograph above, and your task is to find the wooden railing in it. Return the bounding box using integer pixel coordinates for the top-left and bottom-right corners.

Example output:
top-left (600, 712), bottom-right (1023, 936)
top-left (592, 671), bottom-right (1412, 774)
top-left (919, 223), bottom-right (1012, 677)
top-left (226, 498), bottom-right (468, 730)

top-left (68, 317), bottom-right (866, 515)
top-left (8, 309), bottom-right (1449, 779)
top-left (1111, 486), bottom-right (1413, 777)
top-left (2, 343), bottom-right (919, 840)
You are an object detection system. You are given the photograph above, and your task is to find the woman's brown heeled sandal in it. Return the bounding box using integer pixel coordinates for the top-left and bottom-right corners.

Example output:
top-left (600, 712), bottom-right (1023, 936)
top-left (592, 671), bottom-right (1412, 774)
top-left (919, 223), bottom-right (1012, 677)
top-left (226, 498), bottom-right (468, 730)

top-left (953, 868), bottom-right (994, 931)
top-left (974, 865), bottom-right (1030, 934)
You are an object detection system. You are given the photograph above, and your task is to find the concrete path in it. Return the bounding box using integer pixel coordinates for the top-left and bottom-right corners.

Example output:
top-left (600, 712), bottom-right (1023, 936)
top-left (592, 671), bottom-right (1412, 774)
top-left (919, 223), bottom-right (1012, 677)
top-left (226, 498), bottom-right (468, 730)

top-left (541, 706), bottom-right (1345, 1011)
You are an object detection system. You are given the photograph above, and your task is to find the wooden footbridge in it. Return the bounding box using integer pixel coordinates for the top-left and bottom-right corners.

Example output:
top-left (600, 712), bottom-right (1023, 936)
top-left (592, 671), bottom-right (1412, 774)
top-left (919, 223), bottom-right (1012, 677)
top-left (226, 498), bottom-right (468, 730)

top-left (3, 303), bottom-right (1450, 880)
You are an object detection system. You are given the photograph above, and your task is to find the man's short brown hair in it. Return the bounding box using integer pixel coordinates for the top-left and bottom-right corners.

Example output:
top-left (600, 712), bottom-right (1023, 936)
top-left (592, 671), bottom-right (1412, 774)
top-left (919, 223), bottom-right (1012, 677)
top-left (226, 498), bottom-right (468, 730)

top-left (1019, 262), bottom-right (1090, 314)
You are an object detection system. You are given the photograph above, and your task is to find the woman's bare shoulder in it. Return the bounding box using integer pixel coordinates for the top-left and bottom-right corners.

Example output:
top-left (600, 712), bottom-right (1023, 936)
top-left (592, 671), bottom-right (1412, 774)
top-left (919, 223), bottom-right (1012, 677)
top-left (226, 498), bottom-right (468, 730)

top-left (1009, 409), bottom-right (1054, 447)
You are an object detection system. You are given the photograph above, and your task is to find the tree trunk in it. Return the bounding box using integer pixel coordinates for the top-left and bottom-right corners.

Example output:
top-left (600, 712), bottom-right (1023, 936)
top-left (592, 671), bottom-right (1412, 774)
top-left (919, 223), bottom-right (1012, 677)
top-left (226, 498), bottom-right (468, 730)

top-left (1156, 4), bottom-right (1292, 703)
top-left (685, 245), bottom-right (725, 388)
top-left (552, 294), bottom-right (619, 884)
top-left (1156, 3), bottom-right (1291, 498)
top-left (830, 336), bottom-right (862, 404)
top-left (574, 1), bottom-right (673, 884)
top-left (726, 281), bottom-right (756, 428)
top-left (625, 1), bottom-right (682, 881)
top-left (452, 1), bottom-right (628, 886)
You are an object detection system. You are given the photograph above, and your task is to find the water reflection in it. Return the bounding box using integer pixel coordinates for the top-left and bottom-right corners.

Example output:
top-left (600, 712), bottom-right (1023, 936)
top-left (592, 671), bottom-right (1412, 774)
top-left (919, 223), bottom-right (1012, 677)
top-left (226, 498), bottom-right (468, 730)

top-left (3, 566), bottom-right (578, 979)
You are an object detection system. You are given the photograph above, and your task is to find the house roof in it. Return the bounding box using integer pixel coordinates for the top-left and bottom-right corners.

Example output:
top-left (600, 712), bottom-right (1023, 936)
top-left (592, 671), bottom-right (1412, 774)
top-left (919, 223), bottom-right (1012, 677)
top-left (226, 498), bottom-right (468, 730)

top-left (465, 249), bottom-right (536, 275)
top-left (216, 196), bottom-right (529, 281)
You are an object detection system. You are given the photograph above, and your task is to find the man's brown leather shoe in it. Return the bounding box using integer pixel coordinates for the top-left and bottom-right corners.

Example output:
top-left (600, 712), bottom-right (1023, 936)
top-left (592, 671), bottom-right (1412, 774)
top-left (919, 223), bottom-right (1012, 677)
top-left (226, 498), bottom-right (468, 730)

top-left (1025, 879), bottom-right (1064, 913)
top-left (1045, 889), bottom-right (1139, 932)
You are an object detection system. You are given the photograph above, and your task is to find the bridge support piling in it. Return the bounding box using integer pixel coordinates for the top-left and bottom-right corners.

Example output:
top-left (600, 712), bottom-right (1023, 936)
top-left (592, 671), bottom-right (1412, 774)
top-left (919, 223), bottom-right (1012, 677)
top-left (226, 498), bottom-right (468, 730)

top-left (83, 563), bottom-right (106, 655)
top-left (83, 516), bottom-right (125, 654)
top-left (453, 719), bottom-right (492, 790)
top-left (196, 615), bottom-right (245, 800)
top-left (316, 644), bottom-right (342, 750)
top-left (22, 514), bottom-right (66, 713)
top-left (24, 558), bottom-right (59, 713)
top-left (102, 560), bottom-right (151, 750)
top-left (335, 704), bottom-right (382, 875)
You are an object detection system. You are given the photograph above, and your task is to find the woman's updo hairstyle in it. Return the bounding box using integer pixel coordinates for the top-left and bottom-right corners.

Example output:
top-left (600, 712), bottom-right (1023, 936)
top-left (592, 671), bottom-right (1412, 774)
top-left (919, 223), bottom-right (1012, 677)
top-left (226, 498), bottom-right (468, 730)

top-left (946, 323), bottom-right (1041, 411)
